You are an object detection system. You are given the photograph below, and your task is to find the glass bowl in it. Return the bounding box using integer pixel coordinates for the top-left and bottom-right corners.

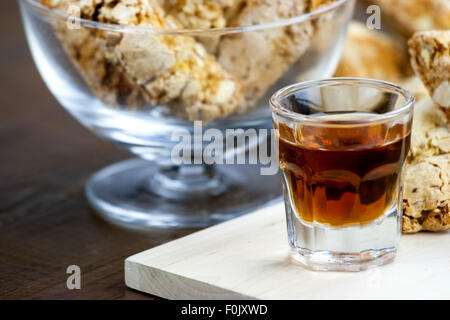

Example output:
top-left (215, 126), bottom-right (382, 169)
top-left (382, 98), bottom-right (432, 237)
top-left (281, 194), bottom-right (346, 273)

top-left (19, 0), bottom-right (355, 228)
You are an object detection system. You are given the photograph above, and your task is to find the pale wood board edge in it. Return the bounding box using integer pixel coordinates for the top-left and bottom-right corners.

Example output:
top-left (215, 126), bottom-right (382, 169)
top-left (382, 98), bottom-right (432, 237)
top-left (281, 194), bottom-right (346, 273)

top-left (125, 258), bottom-right (255, 300)
top-left (123, 201), bottom-right (450, 300)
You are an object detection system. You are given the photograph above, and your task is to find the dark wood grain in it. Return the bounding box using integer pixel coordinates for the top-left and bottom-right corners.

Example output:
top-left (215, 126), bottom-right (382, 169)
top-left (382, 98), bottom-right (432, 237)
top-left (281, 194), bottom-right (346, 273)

top-left (0, 1), bottom-right (196, 300)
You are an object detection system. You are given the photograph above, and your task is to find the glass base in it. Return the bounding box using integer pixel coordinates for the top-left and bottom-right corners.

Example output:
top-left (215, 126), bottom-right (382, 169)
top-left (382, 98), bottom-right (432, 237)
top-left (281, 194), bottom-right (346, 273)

top-left (289, 247), bottom-right (396, 272)
top-left (284, 189), bottom-right (402, 271)
top-left (86, 158), bottom-right (282, 229)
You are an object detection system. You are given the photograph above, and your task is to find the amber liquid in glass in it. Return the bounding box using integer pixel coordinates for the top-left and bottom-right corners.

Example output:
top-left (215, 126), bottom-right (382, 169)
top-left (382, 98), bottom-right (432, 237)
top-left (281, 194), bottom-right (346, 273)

top-left (279, 113), bottom-right (411, 227)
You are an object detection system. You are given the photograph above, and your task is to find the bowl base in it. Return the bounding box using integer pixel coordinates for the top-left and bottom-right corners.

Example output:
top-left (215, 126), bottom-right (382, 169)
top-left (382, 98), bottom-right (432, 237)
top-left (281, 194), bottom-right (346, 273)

top-left (86, 159), bottom-right (282, 229)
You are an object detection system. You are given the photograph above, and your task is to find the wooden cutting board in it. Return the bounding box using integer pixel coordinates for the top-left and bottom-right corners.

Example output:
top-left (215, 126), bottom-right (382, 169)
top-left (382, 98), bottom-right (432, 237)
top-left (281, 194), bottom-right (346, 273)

top-left (125, 202), bottom-right (450, 299)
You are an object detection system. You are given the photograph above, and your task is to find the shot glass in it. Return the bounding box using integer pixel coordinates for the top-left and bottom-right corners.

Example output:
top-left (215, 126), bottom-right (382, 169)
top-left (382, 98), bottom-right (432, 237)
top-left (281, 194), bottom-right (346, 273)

top-left (270, 78), bottom-right (415, 271)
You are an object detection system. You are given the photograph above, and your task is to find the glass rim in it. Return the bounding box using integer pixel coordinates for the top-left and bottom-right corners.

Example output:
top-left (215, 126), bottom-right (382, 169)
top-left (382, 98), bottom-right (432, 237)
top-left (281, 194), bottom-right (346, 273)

top-left (22, 0), bottom-right (349, 36)
top-left (270, 78), bottom-right (415, 127)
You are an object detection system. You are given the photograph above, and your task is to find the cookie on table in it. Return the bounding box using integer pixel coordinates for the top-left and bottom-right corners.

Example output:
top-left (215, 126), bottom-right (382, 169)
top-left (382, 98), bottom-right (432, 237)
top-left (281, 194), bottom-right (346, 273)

top-left (334, 21), bottom-right (431, 101)
top-left (334, 21), bottom-right (412, 84)
top-left (408, 97), bottom-right (450, 164)
top-left (399, 76), bottom-right (429, 102)
top-left (409, 30), bottom-right (450, 126)
top-left (403, 154), bottom-right (450, 233)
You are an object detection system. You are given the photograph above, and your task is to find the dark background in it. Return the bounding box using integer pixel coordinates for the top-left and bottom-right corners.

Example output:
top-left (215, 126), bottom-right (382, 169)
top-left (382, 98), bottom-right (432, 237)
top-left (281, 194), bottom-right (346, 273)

top-left (0, 0), bottom-right (198, 299)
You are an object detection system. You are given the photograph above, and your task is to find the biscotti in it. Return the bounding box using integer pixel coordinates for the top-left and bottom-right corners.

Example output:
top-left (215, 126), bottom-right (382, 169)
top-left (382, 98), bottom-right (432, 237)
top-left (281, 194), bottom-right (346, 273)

top-left (408, 97), bottom-right (450, 164)
top-left (40, 0), bottom-right (244, 122)
top-left (334, 21), bottom-right (412, 83)
top-left (403, 154), bottom-right (450, 233)
top-left (218, 0), bottom-right (338, 110)
top-left (409, 30), bottom-right (450, 126)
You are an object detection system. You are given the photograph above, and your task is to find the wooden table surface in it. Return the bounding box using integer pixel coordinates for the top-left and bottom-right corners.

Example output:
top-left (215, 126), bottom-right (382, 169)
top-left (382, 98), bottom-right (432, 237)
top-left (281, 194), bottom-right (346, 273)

top-left (0, 1), bottom-right (198, 300)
